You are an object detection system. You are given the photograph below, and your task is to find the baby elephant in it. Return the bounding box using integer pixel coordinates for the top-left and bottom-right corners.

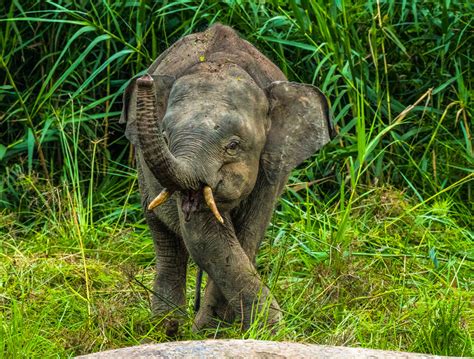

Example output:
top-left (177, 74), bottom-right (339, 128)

top-left (120, 24), bottom-right (332, 334)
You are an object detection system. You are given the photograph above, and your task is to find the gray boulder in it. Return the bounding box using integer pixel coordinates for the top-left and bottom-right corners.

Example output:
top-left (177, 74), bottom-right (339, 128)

top-left (77, 339), bottom-right (459, 358)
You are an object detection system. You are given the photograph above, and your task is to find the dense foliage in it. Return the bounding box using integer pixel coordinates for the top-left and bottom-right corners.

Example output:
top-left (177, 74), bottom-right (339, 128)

top-left (1, 1), bottom-right (472, 357)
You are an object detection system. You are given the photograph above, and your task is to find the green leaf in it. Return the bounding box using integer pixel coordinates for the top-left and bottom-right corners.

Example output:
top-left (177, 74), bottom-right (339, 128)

top-left (33, 25), bottom-right (97, 112)
top-left (39, 117), bottom-right (55, 145)
top-left (0, 144), bottom-right (6, 161)
top-left (432, 77), bottom-right (457, 95)
top-left (383, 26), bottom-right (409, 57)
top-left (72, 49), bottom-right (133, 98)
top-left (36, 33), bottom-right (111, 113)
top-left (258, 35), bottom-right (323, 52)
top-left (27, 128), bottom-right (34, 173)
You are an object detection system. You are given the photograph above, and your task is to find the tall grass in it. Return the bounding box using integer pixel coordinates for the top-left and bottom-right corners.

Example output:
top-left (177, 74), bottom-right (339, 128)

top-left (1, 1), bottom-right (472, 357)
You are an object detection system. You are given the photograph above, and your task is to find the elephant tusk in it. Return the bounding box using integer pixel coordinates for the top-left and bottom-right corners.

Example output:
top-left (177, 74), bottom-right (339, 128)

top-left (148, 189), bottom-right (173, 210)
top-left (203, 186), bottom-right (224, 224)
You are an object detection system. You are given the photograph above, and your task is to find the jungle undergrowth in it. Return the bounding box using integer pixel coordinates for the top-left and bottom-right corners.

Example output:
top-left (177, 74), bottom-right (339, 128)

top-left (1, 182), bottom-right (472, 357)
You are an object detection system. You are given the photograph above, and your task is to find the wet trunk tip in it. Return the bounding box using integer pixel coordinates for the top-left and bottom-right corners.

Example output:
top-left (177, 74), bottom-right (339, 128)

top-left (137, 74), bottom-right (154, 87)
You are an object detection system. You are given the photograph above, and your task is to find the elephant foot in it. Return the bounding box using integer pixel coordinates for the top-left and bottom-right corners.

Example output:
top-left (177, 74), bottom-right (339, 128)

top-left (237, 297), bottom-right (283, 331)
top-left (151, 298), bottom-right (187, 337)
top-left (193, 298), bottom-right (282, 332)
top-left (193, 279), bottom-right (235, 331)
top-left (193, 303), bottom-right (235, 331)
top-left (152, 311), bottom-right (186, 337)
top-left (265, 301), bottom-right (284, 333)
top-left (163, 317), bottom-right (180, 337)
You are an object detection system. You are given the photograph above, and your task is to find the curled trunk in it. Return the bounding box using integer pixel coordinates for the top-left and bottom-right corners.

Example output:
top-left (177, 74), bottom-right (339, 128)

top-left (136, 75), bottom-right (224, 223)
top-left (136, 75), bottom-right (198, 190)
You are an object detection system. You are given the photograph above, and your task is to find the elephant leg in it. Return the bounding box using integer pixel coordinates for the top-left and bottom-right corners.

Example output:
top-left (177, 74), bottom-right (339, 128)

top-left (194, 175), bottom-right (286, 330)
top-left (136, 152), bottom-right (189, 335)
top-left (193, 279), bottom-right (235, 330)
top-left (145, 211), bottom-right (188, 335)
top-left (193, 225), bottom-right (262, 330)
top-left (182, 210), bottom-right (281, 331)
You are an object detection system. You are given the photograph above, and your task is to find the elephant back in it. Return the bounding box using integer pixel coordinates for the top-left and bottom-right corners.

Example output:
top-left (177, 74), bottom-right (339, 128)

top-left (149, 23), bottom-right (286, 88)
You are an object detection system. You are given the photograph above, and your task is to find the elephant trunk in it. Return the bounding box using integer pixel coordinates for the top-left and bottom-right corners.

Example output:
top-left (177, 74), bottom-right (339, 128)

top-left (136, 75), bottom-right (224, 224)
top-left (136, 74), bottom-right (198, 191)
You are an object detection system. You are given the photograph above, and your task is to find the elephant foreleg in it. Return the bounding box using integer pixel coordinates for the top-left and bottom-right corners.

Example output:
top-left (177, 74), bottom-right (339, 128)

top-left (182, 210), bottom-right (281, 331)
top-left (145, 211), bottom-right (189, 335)
top-left (193, 279), bottom-right (235, 330)
top-left (194, 175), bottom-right (286, 331)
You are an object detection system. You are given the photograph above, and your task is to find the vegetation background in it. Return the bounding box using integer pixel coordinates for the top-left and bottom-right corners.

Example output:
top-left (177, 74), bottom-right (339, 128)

top-left (1, 0), bottom-right (472, 357)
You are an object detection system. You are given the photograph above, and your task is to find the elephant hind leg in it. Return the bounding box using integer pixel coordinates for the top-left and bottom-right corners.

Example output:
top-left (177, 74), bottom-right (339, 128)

top-left (145, 211), bottom-right (189, 336)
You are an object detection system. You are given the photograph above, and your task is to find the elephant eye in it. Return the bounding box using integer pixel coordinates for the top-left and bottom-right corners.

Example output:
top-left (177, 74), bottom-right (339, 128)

top-left (225, 140), bottom-right (240, 155)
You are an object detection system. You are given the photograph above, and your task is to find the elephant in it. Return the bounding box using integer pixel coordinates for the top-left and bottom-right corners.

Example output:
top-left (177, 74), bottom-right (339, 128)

top-left (120, 24), bottom-right (333, 334)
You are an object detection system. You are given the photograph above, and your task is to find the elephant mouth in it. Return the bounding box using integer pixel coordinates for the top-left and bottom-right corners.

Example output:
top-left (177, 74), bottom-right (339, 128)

top-left (147, 186), bottom-right (224, 224)
top-left (181, 189), bottom-right (201, 222)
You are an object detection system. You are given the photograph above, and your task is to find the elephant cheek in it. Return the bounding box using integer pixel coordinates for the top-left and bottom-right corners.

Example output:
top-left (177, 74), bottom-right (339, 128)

top-left (218, 162), bottom-right (258, 202)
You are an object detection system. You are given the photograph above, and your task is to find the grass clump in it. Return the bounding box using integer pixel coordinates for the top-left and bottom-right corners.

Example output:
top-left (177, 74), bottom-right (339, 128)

top-left (1, 1), bottom-right (473, 357)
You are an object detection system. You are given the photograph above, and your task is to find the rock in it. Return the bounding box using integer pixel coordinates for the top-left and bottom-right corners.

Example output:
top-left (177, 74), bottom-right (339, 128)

top-left (77, 339), bottom-right (459, 358)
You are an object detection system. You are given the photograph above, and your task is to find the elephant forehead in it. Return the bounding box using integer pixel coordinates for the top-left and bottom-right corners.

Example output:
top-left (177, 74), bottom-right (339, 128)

top-left (168, 70), bottom-right (268, 116)
top-left (164, 105), bottom-right (247, 132)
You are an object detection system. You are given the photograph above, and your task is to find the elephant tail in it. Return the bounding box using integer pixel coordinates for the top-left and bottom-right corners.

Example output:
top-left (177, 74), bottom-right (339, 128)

top-left (194, 268), bottom-right (203, 313)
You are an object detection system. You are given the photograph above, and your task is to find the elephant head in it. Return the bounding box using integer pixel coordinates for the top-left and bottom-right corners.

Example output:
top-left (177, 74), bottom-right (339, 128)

top-left (124, 63), bottom-right (331, 223)
top-left (120, 24), bottom-right (333, 331)
top-left (135, 63), bottom-right (271, 221)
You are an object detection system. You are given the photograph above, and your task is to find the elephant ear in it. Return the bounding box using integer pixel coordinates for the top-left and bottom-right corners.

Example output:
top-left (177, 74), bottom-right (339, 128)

top-left (119, 74), bottom-right (175, 146)
top-left (261, 81), bottom-right (333, 184)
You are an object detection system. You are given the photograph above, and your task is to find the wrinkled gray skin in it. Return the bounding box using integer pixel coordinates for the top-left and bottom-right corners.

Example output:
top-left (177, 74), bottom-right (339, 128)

top-left (120, 24), bottom-right (332, 334)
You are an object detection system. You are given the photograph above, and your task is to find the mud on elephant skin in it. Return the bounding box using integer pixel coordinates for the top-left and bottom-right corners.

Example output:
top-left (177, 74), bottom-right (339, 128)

top-left (120, 23), bottom-right (333, 334)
